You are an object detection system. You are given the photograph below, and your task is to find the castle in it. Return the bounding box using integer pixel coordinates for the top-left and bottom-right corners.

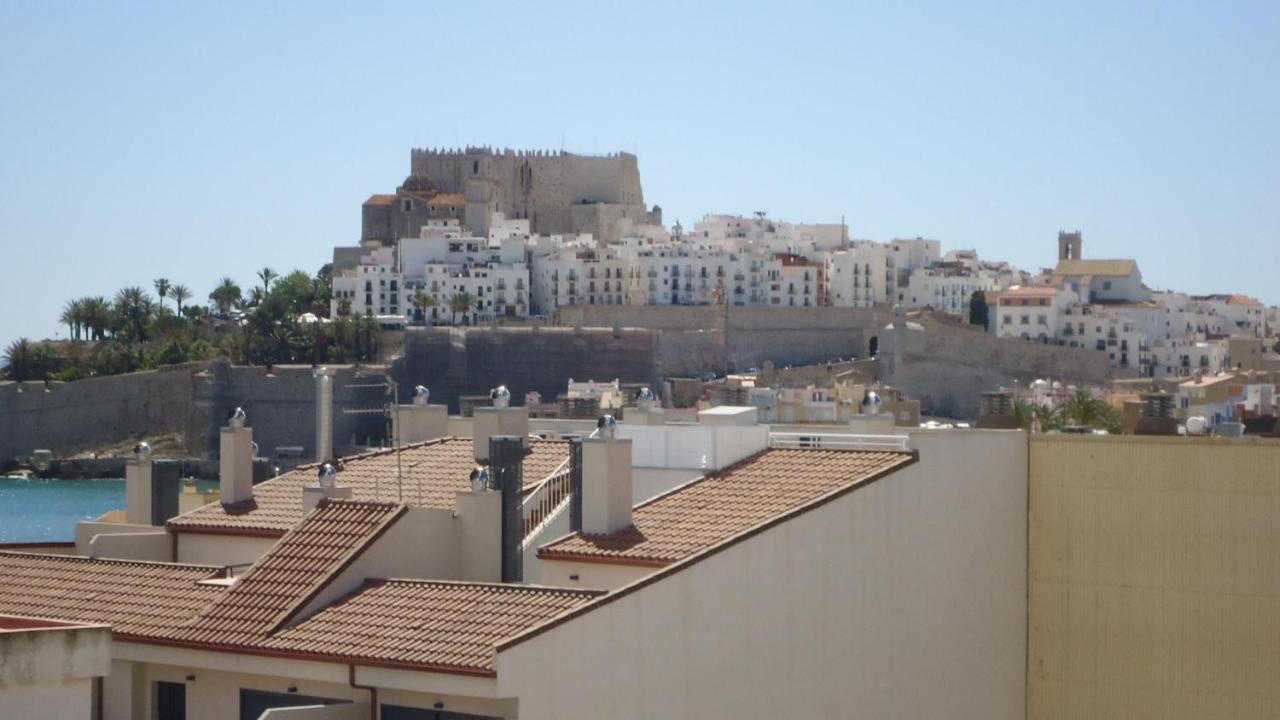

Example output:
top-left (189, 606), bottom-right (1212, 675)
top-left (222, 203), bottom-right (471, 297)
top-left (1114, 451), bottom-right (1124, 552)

top-left (361, 147), bottom-right (662, 244)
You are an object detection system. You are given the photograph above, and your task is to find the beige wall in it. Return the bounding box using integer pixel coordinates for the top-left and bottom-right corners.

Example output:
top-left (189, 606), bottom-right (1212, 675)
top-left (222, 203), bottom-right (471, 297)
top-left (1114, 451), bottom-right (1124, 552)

top-left (1028, 434), bottom-right (1280, 719)
top-left (497, 429), bottom-right (1028, 719)
top-left (1, 623), bottom-right (109, 720)
top-left (537, 558), bottom-right (656, 592)
top-left (176, 533), bottom-right (279, 568)
top-left (0, 676), bottom-right (94, 720)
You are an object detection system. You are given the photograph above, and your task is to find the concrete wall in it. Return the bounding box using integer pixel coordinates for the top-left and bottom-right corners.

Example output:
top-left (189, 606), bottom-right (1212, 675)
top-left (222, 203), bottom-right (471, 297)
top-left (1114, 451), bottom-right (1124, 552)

top-left (0, 622), bottom-right (110, 720)
top-left (175, 533), bottom-right (278, 568)
top-left (496, 429), bottom-right (1028, 720)
top-left (0, 676), bottom-right (94, 720)
top-left (1028, 433), bottom-right (1280, 719)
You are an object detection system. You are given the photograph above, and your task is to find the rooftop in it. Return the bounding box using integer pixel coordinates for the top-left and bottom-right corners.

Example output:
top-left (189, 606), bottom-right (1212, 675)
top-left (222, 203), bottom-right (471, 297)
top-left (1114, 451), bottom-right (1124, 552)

top-left (0, 552), bottom-right (225, 639)
top-left (1052, 259), bottom-right (1138, 278)
top-left (428, 192), bottom-right (466, 206)
top-left (168, 438), bottom-right (569, 537)
top-left (539, 448), bottom-right (915, 567)
top-left (364, 194), bottom-right (396, 206)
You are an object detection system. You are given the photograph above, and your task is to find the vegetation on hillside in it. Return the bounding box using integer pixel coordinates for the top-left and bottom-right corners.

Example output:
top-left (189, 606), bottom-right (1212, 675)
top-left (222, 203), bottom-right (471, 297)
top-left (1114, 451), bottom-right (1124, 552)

top-left (3, 264), bottom-right (381, 382)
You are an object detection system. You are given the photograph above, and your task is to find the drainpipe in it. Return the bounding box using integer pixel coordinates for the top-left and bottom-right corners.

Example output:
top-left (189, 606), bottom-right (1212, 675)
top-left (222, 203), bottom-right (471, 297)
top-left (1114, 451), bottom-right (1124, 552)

top-left (348, 664), bottom-right (377, 720)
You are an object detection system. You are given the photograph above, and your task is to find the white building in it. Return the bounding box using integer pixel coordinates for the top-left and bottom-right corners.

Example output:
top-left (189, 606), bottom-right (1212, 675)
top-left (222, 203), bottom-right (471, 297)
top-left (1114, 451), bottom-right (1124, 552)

top-left (1050, 258), bottom-right (1151, 304)
top-left (824, 242), bottom-right (895, 307)
top-left (900, 265), bottom-right (1000, 316)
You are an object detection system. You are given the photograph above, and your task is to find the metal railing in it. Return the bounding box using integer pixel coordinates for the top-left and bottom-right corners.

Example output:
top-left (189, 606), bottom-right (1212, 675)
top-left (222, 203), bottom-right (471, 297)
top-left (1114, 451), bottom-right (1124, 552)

top-left (768, 432), bottom-right (909, 452)
top-left (518, 427), bottom-right (600, 551)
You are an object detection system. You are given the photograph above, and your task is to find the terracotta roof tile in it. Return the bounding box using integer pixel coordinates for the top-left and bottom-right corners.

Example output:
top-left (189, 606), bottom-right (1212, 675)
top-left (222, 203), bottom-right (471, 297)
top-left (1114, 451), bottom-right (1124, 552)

top-left (260, 580), bottom-right (601, 673)
top-left (1052, 259), bottom-right (1138, 278)
top-left (364, 194), bottom-right (396, 206)
top-left (0, 552), bottom-right (224, 638)
top-left (168, 438), bottom-right (569, 536)
top-left (539, 449), bottom-right (914, 566)
top-left (169, 500), bottom-right (404, 647)
top-left (427, 193), bottom-right (465, 206)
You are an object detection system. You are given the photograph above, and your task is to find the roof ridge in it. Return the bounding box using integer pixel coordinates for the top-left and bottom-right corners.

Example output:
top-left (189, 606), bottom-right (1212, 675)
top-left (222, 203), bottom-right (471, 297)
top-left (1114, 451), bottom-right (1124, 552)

top-left (369, 577), bottom-right (606, 596)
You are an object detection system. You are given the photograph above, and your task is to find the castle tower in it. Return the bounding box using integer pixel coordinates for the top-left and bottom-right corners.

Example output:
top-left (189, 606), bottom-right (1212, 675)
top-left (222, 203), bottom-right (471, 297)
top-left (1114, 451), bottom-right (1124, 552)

top-left (1058, 231), bottom-right (1082, 261)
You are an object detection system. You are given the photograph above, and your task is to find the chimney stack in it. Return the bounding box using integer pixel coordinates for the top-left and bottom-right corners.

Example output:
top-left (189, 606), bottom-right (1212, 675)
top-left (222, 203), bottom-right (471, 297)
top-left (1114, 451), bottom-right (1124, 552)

top-left (582, 422), bottom-right (632, 535)
top-left (394, 385), bottom-right (449, 445)
top-left (314, 368), bottom-right (333, 463)
top-left (489, 435), bottom-right (524, 583)
top-left (474, 386), bottom-right (529, 462)
top-left (303, 462), bottom-right (353, 512)
top-left (220, 407), bottom-right (255, 505)
top-left (125, 442), bottom-right (154, 525)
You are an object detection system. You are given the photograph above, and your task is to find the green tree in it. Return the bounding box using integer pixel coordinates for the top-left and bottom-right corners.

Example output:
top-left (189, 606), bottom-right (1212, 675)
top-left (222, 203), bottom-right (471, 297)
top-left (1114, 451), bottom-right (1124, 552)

top-left (410, 290), bottom-right (436, 325)
top-left (81, 296), bottom-right (111, 341)
top-left (257, 267), bottom-right (277, 296)
top-left (271, 270), bottom-right (317, 316)
top-left (3, 338), bottom-right (37, 380)
top-left (113, 287), bottom-right (153, 342)
top-left (1060, 389), bottom-right (1123, 434)
top-left (60, 299), bottom-right (84, 341)
top-left (209, 277), bottom-right (242, 315)
top-left (968, 290), bottom-right (989, 328)
top-left (449, 291), bottom-right (475, 325)
top-left (170, 284), bottom-right (191, 315)
top-left (153, 278), bottom-right (171, 311)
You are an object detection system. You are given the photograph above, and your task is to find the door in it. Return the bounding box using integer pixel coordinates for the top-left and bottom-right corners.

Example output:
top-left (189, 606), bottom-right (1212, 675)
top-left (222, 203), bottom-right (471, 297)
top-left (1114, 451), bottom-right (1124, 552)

top-left (156, 681), bottom-right (186, 720)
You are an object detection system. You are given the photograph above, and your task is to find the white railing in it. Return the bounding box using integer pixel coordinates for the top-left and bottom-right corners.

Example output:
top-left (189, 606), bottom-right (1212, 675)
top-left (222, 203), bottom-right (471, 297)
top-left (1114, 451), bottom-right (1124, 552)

top-left (768, 432), bottom-right (909, 452)
top-left (518, 427), bottom-right (600, 550)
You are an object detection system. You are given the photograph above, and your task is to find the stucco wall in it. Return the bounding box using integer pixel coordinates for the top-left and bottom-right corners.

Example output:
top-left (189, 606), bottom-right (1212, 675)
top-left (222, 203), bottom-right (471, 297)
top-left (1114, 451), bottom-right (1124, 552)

top-left (496, 429), bottom-right (1028, 719)
top-left (1028, 434), bottom-right (1280, 719)
top-left (0, 676), bottom-right (94, 720)
top-left (175, 533), bottom-right (279, 568)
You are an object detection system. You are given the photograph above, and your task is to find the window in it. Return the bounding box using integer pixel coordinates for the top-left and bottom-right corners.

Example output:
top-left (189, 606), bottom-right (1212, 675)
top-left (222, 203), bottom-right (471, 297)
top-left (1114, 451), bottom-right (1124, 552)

top-left (1103, 280), bottom-right (1112, 291)
top-left (156, 681), bottom-right (186, 720)
top-left (1020, 315), bottom-right (1029, 325)
top-left (472, 160), bottom-right (479, 174)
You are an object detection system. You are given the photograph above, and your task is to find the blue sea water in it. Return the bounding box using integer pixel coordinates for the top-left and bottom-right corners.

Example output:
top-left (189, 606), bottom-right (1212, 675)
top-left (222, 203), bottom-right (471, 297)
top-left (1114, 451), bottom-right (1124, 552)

top-left (0, 476), bottom-right (125, 542)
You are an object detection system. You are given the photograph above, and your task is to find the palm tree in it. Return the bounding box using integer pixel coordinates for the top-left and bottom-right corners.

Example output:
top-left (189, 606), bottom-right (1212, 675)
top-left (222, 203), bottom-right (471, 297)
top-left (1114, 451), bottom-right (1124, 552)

top-left (114, 287), bottom-right (153, 341)
top-left (257, 267), bottom-right (277, 296)
top-left (209, 277), bottom-right (240, 315)
top-left (3, 338), bottom-right (35, 380)
top-left (170, 284), bottom-right (191, 315)
top-left (449, 291), bottom-right (475, 326)
top-left (60, 299), bottom-right (84, 341)
top-left (1060, 390), bottom-right (1123, 434)
top-left (410, 290), bottom-right (436, 325)
top-left (153, 278), bottom-right (171, 311)
top-left (81, 296), bottom-right (110, 341)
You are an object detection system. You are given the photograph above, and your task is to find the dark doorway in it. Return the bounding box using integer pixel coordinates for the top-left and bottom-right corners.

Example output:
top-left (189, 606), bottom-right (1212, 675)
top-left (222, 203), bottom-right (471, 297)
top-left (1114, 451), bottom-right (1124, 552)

top-left (868, 335), bottom-right (879, 357)
top-left (156, 681), bottom-right (186, 720)
top-left (382, 705), bottom-right (501, 720)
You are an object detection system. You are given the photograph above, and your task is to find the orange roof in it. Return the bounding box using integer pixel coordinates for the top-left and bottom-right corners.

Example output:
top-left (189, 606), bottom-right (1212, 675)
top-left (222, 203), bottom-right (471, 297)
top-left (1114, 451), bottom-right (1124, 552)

top-left (539, 448), bottom-right (915, 566)
top-left (169, 501), bottom-right (405, 647)
top-left (169, 438), bottom-right (570, 537)
top-left (0, 552), bottom-right (225, 639)
top-left (999, 286), bottom-right (1059, 298)
top-left (157, 499), bottom-right (600, 674)
top-left (259, 579), bottom-right (601, 673)
top-left (364, 194), bottom-right (396, 206)
top-left (1228, 294), bottom-right (1262, 308)
top-left (428, 193), bottom-right (465, 206)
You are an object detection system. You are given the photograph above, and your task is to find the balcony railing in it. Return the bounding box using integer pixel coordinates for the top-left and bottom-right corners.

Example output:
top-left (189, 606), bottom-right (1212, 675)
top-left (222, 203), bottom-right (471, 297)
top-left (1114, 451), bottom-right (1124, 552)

top-left (769, 432), bottom-right (909, 452)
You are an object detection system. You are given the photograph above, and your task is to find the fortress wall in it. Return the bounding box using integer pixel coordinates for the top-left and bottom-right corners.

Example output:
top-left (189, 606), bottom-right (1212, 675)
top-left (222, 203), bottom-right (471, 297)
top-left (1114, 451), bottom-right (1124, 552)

top-left (0, 367), bottom-right (197, 463)
top-left (393, 327), bottom-right (660, 412)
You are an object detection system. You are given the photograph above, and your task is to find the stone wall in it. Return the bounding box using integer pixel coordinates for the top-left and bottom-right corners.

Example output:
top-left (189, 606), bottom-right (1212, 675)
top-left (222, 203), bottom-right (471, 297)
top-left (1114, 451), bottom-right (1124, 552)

top-left (0, 362), bottom-right (390, 464)
top-left (392, 327), bottom-right (660, 412)
top-left (877, 318), bottom-right (1113, 418)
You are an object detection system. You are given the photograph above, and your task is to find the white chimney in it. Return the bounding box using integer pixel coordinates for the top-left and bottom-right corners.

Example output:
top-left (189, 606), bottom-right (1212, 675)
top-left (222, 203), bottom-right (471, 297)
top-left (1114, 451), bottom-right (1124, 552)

top-left (303, 463), bottom-right (353, 512)
top-left (582, 436), bottom-right (632, 534)
top-left (314, 368), bottom-right (333, 463)
top-left (395, 385), bottom-right (449, 445)
top-left (125, 443), bottom-right (154, 525)
top-left (473, 405), bottom-right (529, 462)
top-left (220, 408), bottom-right (254, 506)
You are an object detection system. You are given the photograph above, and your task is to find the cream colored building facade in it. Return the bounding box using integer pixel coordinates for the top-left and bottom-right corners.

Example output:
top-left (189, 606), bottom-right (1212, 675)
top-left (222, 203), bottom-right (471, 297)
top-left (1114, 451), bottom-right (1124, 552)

top-left (1028, 433), bottom-right (1280, 719)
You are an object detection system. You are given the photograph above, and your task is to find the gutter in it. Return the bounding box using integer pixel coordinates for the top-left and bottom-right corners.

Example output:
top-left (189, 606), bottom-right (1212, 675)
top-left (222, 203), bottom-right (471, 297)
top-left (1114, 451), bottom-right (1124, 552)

top-left (349, 664), bottom-right (377, 720)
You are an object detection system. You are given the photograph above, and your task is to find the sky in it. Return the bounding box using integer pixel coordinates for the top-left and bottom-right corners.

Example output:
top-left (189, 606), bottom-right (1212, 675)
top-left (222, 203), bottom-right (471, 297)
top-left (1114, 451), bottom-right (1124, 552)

top-left (2, 1), bottom-right (1278, 350)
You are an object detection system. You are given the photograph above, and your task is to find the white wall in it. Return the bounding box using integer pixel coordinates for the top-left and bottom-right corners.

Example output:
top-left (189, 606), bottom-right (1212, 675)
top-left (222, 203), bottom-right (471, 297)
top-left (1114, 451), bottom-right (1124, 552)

top-left (0, 677), bottom-right (94, 720)
top-left (496, 429), bottom-right (1028, 720)
top-left (176, 533), bottom-right (279, 568)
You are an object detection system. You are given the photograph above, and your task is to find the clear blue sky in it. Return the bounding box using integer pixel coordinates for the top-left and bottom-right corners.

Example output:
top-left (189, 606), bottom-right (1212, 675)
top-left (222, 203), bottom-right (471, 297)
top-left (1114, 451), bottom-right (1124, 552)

top-left (2, 1), bottom-right (1277, 350)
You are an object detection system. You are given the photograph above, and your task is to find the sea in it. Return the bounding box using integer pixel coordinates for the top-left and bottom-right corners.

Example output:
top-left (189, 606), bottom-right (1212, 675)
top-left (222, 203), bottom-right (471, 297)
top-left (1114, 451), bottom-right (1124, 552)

top-left (0, 476), bottom-right (125, 542)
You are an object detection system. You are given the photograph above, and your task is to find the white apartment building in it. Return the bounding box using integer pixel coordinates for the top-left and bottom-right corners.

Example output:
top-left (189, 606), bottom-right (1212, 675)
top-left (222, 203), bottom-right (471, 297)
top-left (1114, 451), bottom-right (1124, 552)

top-left (900, 265), bottom-right (999, 316)
top-left (529, 245), bottom-right (629, 314)
top-left (331, 247), bottom-right (401, 317)
top-left (994, 286), bottom-right (1079, 341)
top-left (824, 242), bottom-right (895, 307)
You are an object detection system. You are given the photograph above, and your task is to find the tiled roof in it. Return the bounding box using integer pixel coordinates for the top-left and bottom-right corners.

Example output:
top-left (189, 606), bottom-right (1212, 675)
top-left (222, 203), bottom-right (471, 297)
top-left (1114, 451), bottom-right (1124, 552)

top-left (169, 501), bottom-right (405, 647)
top-left (364, 194), bottom-right (396, 206)
top-left (0, 552), bottom-right (224, 638)
top-left (168, 438), bottom-right (569, 536)
top-left (1052, 259), bottom-right (1137, 278)
top-left (428, 192), bottom-right (466, 206)
top-left (539, 449), bottom-right (915, 566)
top-left (259, 579), bottom-right (601, 673)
